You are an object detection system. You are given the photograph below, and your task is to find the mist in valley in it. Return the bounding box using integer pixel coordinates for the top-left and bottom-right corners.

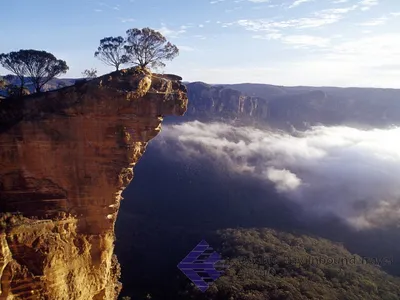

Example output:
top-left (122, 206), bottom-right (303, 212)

top-left (115, 121), bottom-right (400, 298)
top-left (158, 121), bottom-right (400, 230)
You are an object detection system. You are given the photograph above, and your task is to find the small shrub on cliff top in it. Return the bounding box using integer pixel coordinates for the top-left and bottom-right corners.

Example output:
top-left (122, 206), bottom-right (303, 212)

top-left (81, 68), bottom-right (98, 79)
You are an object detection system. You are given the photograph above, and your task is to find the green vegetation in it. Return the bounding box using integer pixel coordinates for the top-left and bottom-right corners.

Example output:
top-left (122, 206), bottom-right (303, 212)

top-left (95, 28), bottom-right (179, 70)
top-left (0, 27), bottom-right (178, 99)
top-left (81, 68), bottom-right (98, 78)
top-left (95, 36), bottom-right (128, 71)
top-left (0, 49), bottom-right (68, 93)
top-left (124, 28), bottom-right (179, 69)
top-left (182, 228), bottom-right (400, 300)
top-left (0, 75), bottom-right (30, 98)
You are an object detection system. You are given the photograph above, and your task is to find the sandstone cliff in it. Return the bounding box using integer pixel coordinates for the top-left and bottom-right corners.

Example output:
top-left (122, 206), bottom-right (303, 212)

top-left (0, 67), bottom-right (188, 299)
top-left (184, 82), bottom-right (400, 129)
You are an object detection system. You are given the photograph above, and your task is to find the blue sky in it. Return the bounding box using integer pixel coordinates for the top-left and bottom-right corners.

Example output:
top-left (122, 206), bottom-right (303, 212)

top-left (1, 0), bottom-right (400, 87)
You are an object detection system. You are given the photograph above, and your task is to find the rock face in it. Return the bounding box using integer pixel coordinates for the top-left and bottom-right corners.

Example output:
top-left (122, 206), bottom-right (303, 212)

top-left (185, 82), bottom-right (269, 123)
top-left (184, 82), bottom-right (400, 129)
top-left (0, 67), bottom-right (188, 299)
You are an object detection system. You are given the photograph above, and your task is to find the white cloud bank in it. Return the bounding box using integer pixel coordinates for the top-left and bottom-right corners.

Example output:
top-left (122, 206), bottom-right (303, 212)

top-left (156, 122), bottom-right (400, 230)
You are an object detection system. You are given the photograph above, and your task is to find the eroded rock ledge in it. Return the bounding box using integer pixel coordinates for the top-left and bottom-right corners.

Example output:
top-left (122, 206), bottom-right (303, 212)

top-left (0, 67), bottom-right (188, 299)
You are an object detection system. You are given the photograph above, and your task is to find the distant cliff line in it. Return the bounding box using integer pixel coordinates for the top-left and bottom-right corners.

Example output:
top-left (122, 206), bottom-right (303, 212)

top-left (2, 74), bottom-right (400, 130)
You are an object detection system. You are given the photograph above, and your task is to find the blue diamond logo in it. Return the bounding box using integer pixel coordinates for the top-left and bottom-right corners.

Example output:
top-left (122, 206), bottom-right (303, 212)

top-left (178, 240), bottom-right (226, 292)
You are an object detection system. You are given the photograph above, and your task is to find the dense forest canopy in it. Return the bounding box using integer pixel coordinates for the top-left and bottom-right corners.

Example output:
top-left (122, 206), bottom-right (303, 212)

top-left (181, 228), bottom-right (400, 300)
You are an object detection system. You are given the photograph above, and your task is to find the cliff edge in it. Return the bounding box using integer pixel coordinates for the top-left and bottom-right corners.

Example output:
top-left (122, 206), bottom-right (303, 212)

top-left (0, 67), bottom-right (188, 299)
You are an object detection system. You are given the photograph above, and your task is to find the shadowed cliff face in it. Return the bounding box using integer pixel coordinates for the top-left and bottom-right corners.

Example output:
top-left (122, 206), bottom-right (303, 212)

top-left (0, 67), bottom-right (188, 300)
top-left (183, 82), bottom-right (400, 129)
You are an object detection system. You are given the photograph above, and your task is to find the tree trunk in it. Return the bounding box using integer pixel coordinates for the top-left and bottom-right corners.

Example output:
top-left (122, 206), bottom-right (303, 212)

top-left (19, 77), bottom-right (25, 96)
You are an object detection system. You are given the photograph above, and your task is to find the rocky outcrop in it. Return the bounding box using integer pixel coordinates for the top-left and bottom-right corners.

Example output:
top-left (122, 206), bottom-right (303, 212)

top-left (0, 67), bottom-right (188, 299)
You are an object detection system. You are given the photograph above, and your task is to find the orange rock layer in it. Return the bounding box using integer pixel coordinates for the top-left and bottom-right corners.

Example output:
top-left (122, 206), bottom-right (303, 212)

top-left (0, 67), bottom-right (188, 299)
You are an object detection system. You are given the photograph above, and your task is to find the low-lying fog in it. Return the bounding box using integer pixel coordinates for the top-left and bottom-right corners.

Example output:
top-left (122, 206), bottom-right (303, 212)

top-left (155, 121), bottom-right (400, 230)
